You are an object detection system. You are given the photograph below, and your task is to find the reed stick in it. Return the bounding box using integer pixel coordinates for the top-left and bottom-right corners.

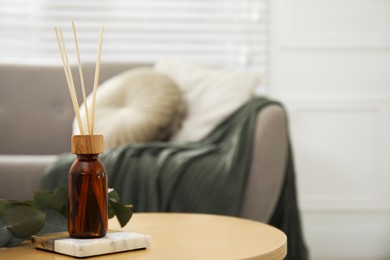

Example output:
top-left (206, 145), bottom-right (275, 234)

top-left (54, 27), bottom-right (84, 135)
top-left (90, 26), bottom-right (104, 135)
top-left (59, 28), bottom-right (85, 135)
top-left (72, 21), bottom-right (91, 135)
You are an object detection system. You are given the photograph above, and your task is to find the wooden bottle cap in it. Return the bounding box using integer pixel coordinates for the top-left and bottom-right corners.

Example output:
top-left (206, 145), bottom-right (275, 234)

top-left (71, 135), bottom-right (104, 154)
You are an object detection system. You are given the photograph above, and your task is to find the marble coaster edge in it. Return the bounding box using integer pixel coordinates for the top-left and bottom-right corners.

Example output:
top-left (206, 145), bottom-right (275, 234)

top-left (32, 231), bottom-right (151, 258)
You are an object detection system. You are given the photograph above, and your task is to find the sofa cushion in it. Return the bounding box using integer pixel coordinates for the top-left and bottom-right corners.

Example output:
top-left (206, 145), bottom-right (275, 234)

top-left (73, 68), bottom-right (186, 149)
top-left (154, 58), bottom-right (260, 142)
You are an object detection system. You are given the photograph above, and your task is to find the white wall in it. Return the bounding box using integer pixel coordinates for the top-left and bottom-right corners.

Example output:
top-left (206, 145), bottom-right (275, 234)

top-left (269, 1), bottom-right (390, 259)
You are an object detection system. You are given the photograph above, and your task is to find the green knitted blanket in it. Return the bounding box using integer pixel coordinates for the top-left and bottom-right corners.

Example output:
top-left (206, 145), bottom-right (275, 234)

top-left (42, 97), bottom-right (308, 260)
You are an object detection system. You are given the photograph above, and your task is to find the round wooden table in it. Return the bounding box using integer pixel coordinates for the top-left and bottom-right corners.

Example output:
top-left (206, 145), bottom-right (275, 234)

top-left (0, 213), bottom-right (287, 259)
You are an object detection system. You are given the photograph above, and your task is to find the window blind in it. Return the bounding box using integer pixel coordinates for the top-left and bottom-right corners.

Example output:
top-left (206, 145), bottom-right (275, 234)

top-left (0, 0), bottom-right (268, 76)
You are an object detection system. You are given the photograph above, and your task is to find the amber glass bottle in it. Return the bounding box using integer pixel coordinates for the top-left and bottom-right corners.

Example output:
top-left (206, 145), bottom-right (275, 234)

top-left (68, 135), bottom-right (108, 238)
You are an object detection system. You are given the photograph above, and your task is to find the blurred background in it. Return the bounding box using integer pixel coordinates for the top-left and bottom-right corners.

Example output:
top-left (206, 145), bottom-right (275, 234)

top-left (1, 1), bottom-right (389, 259)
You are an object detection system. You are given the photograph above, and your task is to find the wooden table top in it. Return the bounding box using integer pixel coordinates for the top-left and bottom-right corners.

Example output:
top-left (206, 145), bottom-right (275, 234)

top-left (0, 213), bottom-right (287, 260)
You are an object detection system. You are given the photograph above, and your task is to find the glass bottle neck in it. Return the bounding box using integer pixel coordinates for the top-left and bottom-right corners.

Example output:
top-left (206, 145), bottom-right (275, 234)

top-left (76, 154), bottom-right (99, 160)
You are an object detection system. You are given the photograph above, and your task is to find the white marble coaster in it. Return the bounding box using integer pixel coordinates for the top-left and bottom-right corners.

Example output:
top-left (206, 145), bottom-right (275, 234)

top-left (32, 231), bottom-right (151, 258)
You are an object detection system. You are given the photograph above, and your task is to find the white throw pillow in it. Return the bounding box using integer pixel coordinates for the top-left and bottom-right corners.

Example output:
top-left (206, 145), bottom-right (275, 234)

top-left (154, 58), bottom-right (260, 142)
top-left (73, 68), bottom-right (186, 149)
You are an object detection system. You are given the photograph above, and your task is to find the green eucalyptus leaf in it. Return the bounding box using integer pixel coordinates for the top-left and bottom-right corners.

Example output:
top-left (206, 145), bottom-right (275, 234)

top-left (8, 200), bottom-right (30, 206)
top-left (108, 203), bottom-right (115, 219)
top-left (3, 206), bottom-right (45, 238)
top-left (36, 208), bottom-right (67, 235)
top-left (0, 200), bottom-right (11, 217)
top-left (1, 200), bottom-right (30, 217)
top-left (53, 186), bottom-right (68, 201)
top-left (32, 190), bottom-right (53, 208)
top-left (108, 189), bottom-right (120, 203)
top-left (108, 189), bottom-right (121, 219)
top-left (5, 230), bottom-right (25, 247)
top-left (0, 219), bottom-right (10, 247)
top-left (33, 188), bottom-right (67, 216)
top-left (52, 186), bottom-right (68, 216)
top-left (23, 200), bottom-right (34, 207)
top-left (110, 201), bottom-right (132, 228)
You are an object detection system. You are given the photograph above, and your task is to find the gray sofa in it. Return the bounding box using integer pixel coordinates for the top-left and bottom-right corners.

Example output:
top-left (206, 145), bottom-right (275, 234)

top-left (0, 63), bottom-right (287, 223)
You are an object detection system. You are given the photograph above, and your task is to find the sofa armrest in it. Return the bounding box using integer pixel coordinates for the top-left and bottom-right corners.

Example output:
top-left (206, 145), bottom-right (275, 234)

top-left (240, 104), bottom-right (288, 222)
top-left (0, 155), bottom-right (58, 200)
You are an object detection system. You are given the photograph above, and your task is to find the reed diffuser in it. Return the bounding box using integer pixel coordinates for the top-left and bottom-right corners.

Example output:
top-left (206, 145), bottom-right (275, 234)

top-left (54, 22), bottom-right (107, 238)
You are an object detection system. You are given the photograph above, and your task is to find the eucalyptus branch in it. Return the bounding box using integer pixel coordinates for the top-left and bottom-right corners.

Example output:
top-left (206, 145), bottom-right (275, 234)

top-left (0, 186), bottom-right (132, 248)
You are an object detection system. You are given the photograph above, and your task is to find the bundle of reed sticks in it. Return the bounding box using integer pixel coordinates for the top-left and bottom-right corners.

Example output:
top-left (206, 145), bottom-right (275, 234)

top-left (54, 21), bottom-right (104, 136)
